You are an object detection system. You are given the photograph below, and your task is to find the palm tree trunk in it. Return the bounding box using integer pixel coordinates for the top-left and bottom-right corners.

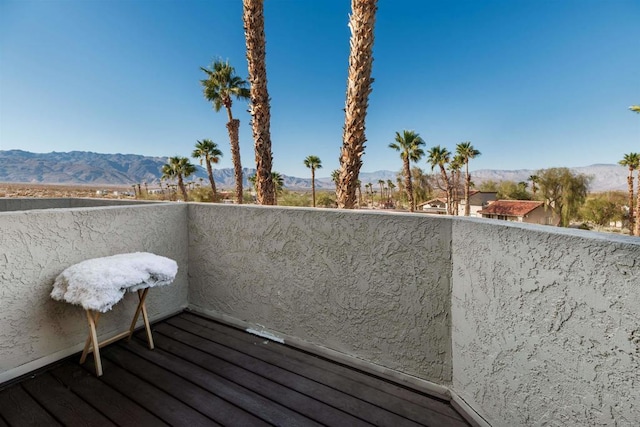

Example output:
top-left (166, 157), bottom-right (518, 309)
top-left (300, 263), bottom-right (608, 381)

top-left (177, 174), bottom-right (188, 202)
top-left (438, 166), bottom-right (451, 214)
top-left (464, 162), bottom-right (471, 216)
top-left (404, 158), bottom-right (414, 212)
top-left (635, 171), bottom-right (640, 236)
top-left (226, 118), bottom-right (243, 204)
top-left (311, 167), bottom-right (316, 207)
top-left (206, 159), bottom-right (217, 201)
top-left (244, 0), bottom-right (275, 205)
top-left (336, 0), bottom-right (377, 209)
top-left (627, 169), bottom-right (634, 235)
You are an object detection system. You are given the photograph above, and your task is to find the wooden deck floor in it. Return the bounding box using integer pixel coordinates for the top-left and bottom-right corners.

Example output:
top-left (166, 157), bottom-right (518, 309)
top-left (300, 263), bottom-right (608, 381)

top-left (0, 312), bottom-right (471, 426)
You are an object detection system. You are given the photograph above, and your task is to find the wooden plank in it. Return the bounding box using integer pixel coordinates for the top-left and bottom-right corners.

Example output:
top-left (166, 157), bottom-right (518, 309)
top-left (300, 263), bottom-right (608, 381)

top-left (83, 357), bottom-right (220, 427)
top-left (183, 311), bottom-right (463, 420)
top-left (0, 385), bottom-right (61, 426)
top-left (50, 362), bottom-right (168, 427)
top-left (154, 322), bottom-right (425, 427)
top-left (168, 315), bottom-right (470, 427)
top-left (129, 332), bottom-right (370, 426)
top-left (102, 345), bottom-right (270, 426)
top-left (20, 372), bottom-right (115, 426)
top-left (121, 339), bottom-right (322, 427)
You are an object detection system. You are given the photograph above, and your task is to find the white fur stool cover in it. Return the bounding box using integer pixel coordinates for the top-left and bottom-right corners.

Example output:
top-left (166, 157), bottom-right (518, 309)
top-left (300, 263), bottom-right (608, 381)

top-left (50, 252), bottom-right (178, 376)
top-left (51, 252), bottom-right (178, 313)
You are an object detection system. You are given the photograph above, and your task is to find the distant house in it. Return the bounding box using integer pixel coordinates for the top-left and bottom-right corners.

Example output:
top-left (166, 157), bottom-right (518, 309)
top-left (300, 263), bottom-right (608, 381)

top-left (457, 191), bottom-right (497, 217)
top-left (479, 200), bottom-right (559, 225)
top-left (418, 191), bottom-right (497, 216)
top-left (417, 198), bottom-right (447, 214)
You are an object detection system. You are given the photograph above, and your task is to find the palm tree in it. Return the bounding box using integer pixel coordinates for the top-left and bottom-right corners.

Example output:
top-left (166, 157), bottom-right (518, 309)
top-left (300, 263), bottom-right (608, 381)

top-left (529, 175), bottom-right (539, 197)
top-left (449, 155), bottom-right (463, 215)
top-left (637, 168), bottom-right (640, 236)
top-left (619, 152), bottom-right (639, 235)
top-left (356, 179), bottom-right (363, 207)
top-left (456, 142), bottom-right (481, 216)
top-left (162, 156), bottom-right (196, 202)
top-left (304, 155), bottom-right (323, 207)
top-left (389, 130), bottom-right (425, 212)
top-left (336, 0), bottom-right (378, 209)
top-left (364, 182), bottom-right (374, 206)
top-left (243, 0), bottom-right (275, 205)
top-left (387, 179), bottom-right (395, 205)
top-left (192, 139), bottom-right (223, 201)
top-left (427, 145), bottom-right (452, 214)
top-left (271, 171), bottom-right (284, 205)
top-left (378, 179), bottom-right (386, 205)
top-left (200, 60), bottom-right (250, 204)
top-left (331, 169), bottom-right (340, 193)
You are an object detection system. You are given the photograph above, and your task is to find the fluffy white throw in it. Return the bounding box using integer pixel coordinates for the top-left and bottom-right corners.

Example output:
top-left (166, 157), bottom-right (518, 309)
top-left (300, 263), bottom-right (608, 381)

top-left (51, 252), bottom-right (178, 313)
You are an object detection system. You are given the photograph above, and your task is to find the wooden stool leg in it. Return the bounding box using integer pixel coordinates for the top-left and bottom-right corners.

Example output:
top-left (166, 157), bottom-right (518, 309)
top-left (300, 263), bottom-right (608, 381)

top-left (128, 288), bottom-right (154, 349)
top-left (80, 311), bottom-right (101, 364)
top-left (84, 310), bottom-right (103, 376)
top-left (139, 290), bottom-right (154, 350)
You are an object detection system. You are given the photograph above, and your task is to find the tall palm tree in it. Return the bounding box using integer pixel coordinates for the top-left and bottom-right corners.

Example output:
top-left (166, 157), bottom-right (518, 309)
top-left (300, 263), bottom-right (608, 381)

top-left (378, 179), bottom-right (386, 205)
top-left (336, 0), bottom-right (378, 209)
top-left (192, 139), bottom-right (223, 201)
top-left (200, 60), bottom-right (250, 204)
top-left (619, 152), bottom-right (639, 235)
top-left (448, 154), bottom-right (464, 215)
top-left (387, 179), bottom-right (395, 204)
top-left (243, 0), bottom-right (275, 205)
top-left (161, 156), bottom-right (196, 202)
top-left (456, 142), bottom-right (481, 216)
top-left (364, 182), bottom-right (374, 206)
top-left (389, 130), bottom-right (425, 212)
top-left (331, 169), bottom-right (340, 193)
top-left (304, 155), bottom-right (323, 207)
top-left (356, 179), bottom-right (363, 207)
top-left (529, 174), bottom-right (539, 197)
top-left (427, 145), bottom-right (452, 214)
top-left (636, 168), bottom-right (640, 236)
top-left (271, 171), bottom-right (284, 205)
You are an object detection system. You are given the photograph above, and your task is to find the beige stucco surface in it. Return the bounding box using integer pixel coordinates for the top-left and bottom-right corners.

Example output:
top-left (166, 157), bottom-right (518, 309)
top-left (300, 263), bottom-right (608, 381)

top-left (451, 218), bottom-right (640, 426)
top-left (188, 204), bottom-right (453, 383)
top-left (0, 197), bottom-right (153, 212)
top-left (3, 201), bottom-right (640, 426)
top-left (0, 204), bottom-right (189, 381)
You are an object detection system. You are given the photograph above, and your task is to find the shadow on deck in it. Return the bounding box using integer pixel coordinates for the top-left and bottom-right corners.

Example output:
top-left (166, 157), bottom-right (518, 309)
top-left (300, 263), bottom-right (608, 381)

top-left (0, 312), bottom-right (470, 426)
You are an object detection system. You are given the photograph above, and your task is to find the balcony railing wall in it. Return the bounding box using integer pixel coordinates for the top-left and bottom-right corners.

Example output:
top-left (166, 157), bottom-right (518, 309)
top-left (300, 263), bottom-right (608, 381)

top-left (451, 218), bottom-right (640, 426)
top-left (188, 204), bottom-right (454, 385)
top-left (1, 201), bottom-right (638, 426)
top-left (0, 203), bottom-right (189, 383)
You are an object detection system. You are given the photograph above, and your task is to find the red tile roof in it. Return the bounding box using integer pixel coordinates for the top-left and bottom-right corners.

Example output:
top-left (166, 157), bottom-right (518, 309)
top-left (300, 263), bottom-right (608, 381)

top-left (479, 200), bottom-right (544, 217)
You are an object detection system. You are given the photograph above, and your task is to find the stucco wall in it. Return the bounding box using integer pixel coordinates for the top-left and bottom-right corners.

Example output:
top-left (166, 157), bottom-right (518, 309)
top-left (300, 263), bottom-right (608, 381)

top-left (452, 218), bottom-right (640, 426)
top-left (188, 204), bottom-right (453, 383)
top-left (0, 204), bottom-right (189, 382)
top-left (0, 197), bottom-right (153, 212)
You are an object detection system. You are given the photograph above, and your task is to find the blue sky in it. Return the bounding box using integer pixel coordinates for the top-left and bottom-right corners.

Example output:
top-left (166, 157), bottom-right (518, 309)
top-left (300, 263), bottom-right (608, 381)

top-left (1, 0), bottom-right (638, 179)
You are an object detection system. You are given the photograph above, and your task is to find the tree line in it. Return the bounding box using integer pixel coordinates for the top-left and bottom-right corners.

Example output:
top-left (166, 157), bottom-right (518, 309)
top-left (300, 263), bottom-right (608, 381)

top-left (157, 0), bottom-right (638, 235)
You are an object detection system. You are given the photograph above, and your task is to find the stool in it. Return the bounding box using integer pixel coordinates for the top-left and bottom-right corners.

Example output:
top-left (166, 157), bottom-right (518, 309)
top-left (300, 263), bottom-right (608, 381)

top-left (51, 252), bottom-right (178, 376)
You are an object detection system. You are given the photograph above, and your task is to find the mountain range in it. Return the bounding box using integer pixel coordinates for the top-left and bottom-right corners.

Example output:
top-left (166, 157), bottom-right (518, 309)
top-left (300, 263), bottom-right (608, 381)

top-left (0, 150), bottom-right (629, 192)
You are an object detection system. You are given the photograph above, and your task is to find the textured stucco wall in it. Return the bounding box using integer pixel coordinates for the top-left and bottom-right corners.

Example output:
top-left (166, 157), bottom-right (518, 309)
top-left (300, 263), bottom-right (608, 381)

top-left (188, 204), bottom-right (453, 383)
top-left (452, 218), bottom-right (640, 426)
top-left (0, 204), bottom-right (188, 381)
top-left (0, 197), bottom-right (153, 212)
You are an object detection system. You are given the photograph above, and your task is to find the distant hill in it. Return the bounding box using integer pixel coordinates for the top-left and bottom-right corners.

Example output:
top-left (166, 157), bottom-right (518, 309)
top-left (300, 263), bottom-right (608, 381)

top-left (471, 164), bottom-right (627, 192)
top-left (0, 150), bottom-right (628, 192)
